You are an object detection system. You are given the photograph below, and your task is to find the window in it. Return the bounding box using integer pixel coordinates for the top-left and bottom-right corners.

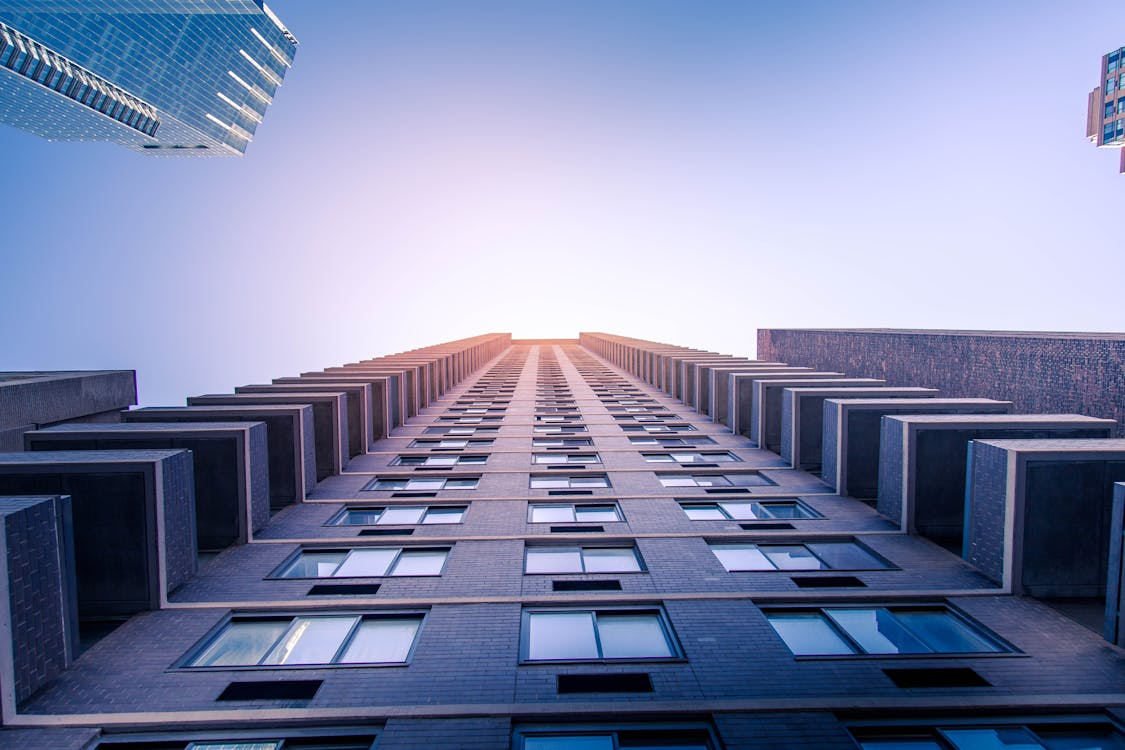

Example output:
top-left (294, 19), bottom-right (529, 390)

top-left (516, 728), bottom-right (715, 750)
top-left (680, 499), bottom-right (821, 520)
top-left (765, 606), bottom-right (1008, 656)
top-left (184, 613), bottom-right (424, 667)
top-left (534, 425), bottom-right (588, 434)
top-left (851, 722), bottom-right (1125, 749)
top-left (533, 437), bottom-right (593, 448)
top-left (95, 730), bottom-right (379, 749)
top-left (525, 545), bottom-right (642, 573)
top-left (438, 415), bottom-right (501, 424)
top-left (614, 414), bottom-right (676, 423)
top-left (276, 547), bottom-right (449, 578)
top-left (619, 424), bottom-right (695, 433)
top-left (530, 474), bottom-right (611, 489)
top-left (408, 438), bottom-right (494, 449)
top-left (362, 477), bottom-right (478, 491)
top-left (710, 541), bottom-right (889, 571)
top-left (536, 414), bottom-right (582, 423)
top-left (628, 436), bottom-right (716, 447)
top-left (532, 453), bottom-right (601, 464)
top-left (330, 505), bottom-right (465, 525)
top-left (522, 608), bottom-right (678, 661)
top-left (392, 454), bottom-right (488, 467)
top-left (643, 451), bottom-right (739, 463)
top-left (529, 503), bottom-right (621, 523)
top-left (657, 472), bottom-right (772, 487)
top-left (423, 426), bottom-right (499, 436)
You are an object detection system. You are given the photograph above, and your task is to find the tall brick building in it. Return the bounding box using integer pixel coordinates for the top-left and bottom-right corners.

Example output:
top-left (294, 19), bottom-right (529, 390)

top-left (2, 331), bottom-right (1125, 749)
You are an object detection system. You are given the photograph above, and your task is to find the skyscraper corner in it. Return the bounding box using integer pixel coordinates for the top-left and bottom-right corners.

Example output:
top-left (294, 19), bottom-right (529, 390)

top-left (0, 0), bottom-right (297, 156)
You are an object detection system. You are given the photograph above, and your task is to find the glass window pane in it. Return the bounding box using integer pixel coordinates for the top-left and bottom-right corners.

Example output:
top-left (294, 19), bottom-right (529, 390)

top-left (337, 509), bottom-right (381, 525)
top-left (524, 737), bottom-right (615, 750)
top-left (660, 477), bottom-right (698, 487)
top-left (575, 505), bottom-right (620, 522)
top-left (527, 548), bottom-right (583, 573)
top-left (711, 544), bottom-right (773, 571)
top-left (378, 507), bottom-right (426, 525)
top-left (683, 505), bottom-right (726, 520)
top-left (826, 609), bottom-right (929, 655)
top-left (390, 549), bottom-right (448, 576)
top-left (531, 505), bottom-right (575, 523)
top-left (262, 616), bottom-right (357, 665)
top-left (1036, 728), bottom-right (1125, 749)
top-left (191, 620), bottom-right (289, 666)
top-left (941, 728), bottom-right (1043, 750)
top-left (767, 613), bottom-right (856, 655)
top-left (528, 612), bottom-right (598, 660)
top-left (719, 502), bottom-right (762, 520)
top-left (187, 743), bottom-right (282, 750)
top-left (763, 545), bottom-right (826, 570)
top-left (896, 611), bottom-right (1003, 653)
top-left (373, 479), bottom-right (408, 490)
top-left (444, 478), bottom-right (478, 489)
top-left (691, 475), bottom-right (731, 486)
top-left (425, 456), bottom-right (458, 466)
top-left (596, 613), bottom-right (673, 658)
top-left (857, 741), bottom-right (943, 750)
top-left (280, 551), bottom-right (346, 578)
top-left (422, 507), bottom-right (464, 524)
top-left (727, 473), bottom-right (771, 486)
top-left (333, 549), bottom-right (398, 577)
top-left (570, 476), bottom-right (608, 488)
top-left (406, 478), bottom-right (445, 490)
top-left (807, 542), bottom-right (886, 570)
top-left (583, 547), bottom-right (641, 573)
top-left (338, 617), bottom-right (421, 664)
top-left (531, 477), bottom-right (572, 489)
top-left (755, 502), bottom-right (811, 519)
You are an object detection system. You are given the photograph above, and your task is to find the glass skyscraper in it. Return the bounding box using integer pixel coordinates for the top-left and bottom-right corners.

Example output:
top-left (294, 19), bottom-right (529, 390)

top-left (0, 0), bottom-right (297, 156)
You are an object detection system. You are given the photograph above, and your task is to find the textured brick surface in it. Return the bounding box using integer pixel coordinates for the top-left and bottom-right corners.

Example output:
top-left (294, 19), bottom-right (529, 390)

top-left (758, 329), bottom-right (1125, 436)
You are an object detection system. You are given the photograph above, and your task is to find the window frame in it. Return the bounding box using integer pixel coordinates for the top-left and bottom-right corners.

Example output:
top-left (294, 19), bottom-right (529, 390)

top-left (391, 454), bottom-right (489, 467)
top-left (519, 605), bottom-right (683, 663)
top-left (530, 473), bottom-right (612, 489)
top-left (678, 498), bottom-right (823, 521)
top-left (361, 476), bottom-right (480, 492)
top-left (327, 504), bottom-right (467, 526)
top-left (848, 716), bottom-right (1125, 750)
top-left (527, 502), bottom-right (623, 524)
top-left (764, 603), bottom-right (1014, 658)
top-left (512, 723), bottom-right (720, 750)
top-left (178, 610), bottom-right (428, 669)
top-left (708, 538), bottom-right (893, 572)
top-left (523, 544), bottom-right (646, 574)
top-left (270, 545), bottom-right (452, 579)
top-left (642, 451), bottom-right (740, 464)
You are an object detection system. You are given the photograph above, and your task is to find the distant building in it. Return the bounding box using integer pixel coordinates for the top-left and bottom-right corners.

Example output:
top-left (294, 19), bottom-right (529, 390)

top-left (0, 1), bottom-right (297, 156)
top-left (1087, 46), bottom-right (1125, 173)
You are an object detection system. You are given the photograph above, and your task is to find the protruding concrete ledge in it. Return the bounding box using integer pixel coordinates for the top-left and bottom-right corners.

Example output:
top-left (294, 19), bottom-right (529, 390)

top-left (24, 422), bottom-right (269, 550)
top-left (188, 393), bottom-right (347, 481)
top-left (964, 439), bottom-right (1125, 611)
top-left (123, 405), bottom-right (313, 510)
top-left (0, 450), bottom-right (196, 617)
top-left (752, 378), bottom-right (885, 452)
top-left (677, 357), bottom-right (740, 407)
top-left (726, 369), bottom-right (827, 434)
top-left (335, 366), bottom-right (416, 419)
top-left (706, 363), bottom-right (789, 424)
top-left (878, 414), bottom-right (1116, 546)
top-left (276, 375), bottom-right (391, 440)
top-left (780, 387), bottom-right (940, 472)
top-left (0, 371), bottom-right (137, 451)
top-left (312, 368), bottom-right (404, 428)
top-left (0, 495), bottom-right (77, 716)
top-left (821, 398), bottom-right (1012, 498)
top-left (1107, 483), bottom-right (1125, 646)
top-left (238, 382), bottom-right (372, 457)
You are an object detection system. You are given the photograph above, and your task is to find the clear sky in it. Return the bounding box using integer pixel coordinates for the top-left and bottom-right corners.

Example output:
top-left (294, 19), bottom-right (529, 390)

top-left (1, 0), bottom-right (1123, 405)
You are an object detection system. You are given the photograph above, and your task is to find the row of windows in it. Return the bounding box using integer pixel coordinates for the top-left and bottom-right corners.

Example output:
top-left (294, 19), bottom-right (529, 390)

top-left (330, 499), bottom-right (821, 525)
top-left (393, 451), bottom-right (739, 465)
top-left (403, 436), bottom-right (720, 450)
top-left (88, 721), bottom-right (1125, 749)
top-left (273, 539), bottom-right (889, 578)
top-left (360, 472), bottom-right (772, 491)
top-left (182, 603), bottom-right (1009, 668)
top-left (421, 423), bottom-right (702, 435)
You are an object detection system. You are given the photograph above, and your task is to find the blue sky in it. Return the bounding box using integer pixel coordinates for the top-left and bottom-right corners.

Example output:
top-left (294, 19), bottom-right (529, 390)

top-left (1, 0), bottom-right (1122, 405)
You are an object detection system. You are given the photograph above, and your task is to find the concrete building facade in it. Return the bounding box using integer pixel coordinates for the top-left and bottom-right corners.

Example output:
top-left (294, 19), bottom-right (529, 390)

top-left (2, 331), bottom-right (1125, 749)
